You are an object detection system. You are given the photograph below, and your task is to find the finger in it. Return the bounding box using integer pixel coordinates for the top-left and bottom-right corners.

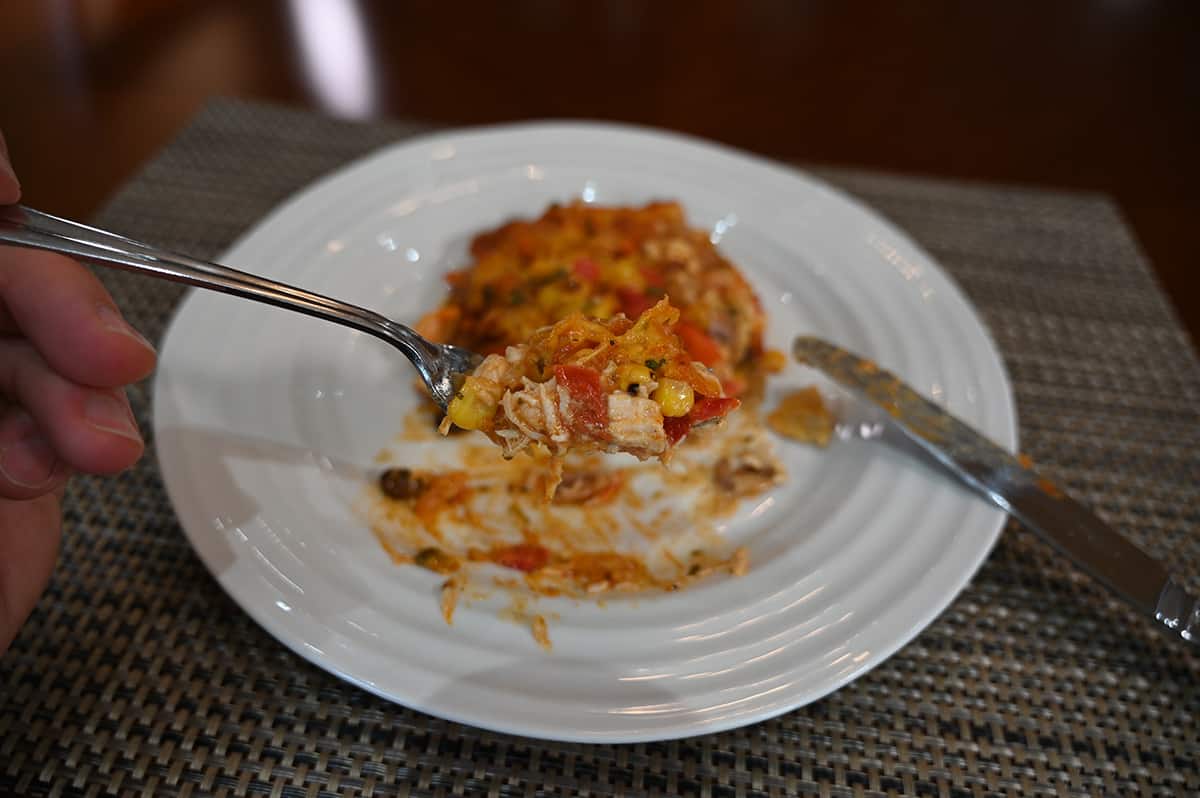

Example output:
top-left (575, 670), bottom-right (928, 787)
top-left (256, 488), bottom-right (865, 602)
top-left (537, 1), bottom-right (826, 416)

top-left (0, 338), bottom-right (143, 475)
top-left (0, 246), bottom-right (156, 387)
top-left (0, 489), bottom-right (63, 654)
top-left (0, 407), bottom-right (70, 500)
top-left (0, 130), bottom-right (18, 204)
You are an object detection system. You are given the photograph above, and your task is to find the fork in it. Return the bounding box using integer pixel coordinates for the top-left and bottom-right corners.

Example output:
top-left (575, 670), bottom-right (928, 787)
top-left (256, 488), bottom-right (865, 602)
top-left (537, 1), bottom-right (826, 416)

top-left (0, 204), bottom-right (482, 409)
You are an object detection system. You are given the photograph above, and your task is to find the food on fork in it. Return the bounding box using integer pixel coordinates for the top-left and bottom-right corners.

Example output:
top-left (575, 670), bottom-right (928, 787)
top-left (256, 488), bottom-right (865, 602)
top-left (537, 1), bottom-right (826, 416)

top-left (442, 298), bottom-right (740, 463)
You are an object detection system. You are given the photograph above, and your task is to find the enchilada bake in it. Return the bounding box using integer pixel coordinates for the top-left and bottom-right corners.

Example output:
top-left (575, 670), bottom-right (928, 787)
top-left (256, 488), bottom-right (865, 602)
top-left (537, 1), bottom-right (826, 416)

top-left (416, 200), bottom-right (780, 401)
top-left (368, 201), bottom-right (789, 648)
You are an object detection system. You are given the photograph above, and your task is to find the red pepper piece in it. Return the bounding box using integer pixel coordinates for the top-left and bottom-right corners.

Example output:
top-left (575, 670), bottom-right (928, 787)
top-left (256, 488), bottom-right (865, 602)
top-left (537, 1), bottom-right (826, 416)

top-left (689, 396), bottom-right (740, 424)
top-left (492, 543), bottom-right (551, 572)
top-left (554, 364), bottom-right (608, 437)
top-left (617, 287), bottom-right (655, 320)
top-left (663, 416), bottom-right (690, 444)
top-left (572, 257), bottom-right (600, 282)
top-left (675, 321), bottom-right (723, 367)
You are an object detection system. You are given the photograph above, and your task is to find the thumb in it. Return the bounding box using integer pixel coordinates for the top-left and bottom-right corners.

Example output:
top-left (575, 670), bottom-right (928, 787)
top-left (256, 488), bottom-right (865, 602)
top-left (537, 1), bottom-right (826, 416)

top-left (0, 130), bottom-right (21, 205)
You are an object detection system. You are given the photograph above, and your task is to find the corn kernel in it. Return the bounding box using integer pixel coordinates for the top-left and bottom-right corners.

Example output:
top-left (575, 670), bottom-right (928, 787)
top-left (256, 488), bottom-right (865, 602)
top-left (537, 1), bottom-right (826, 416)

top-left (446, 377), bottom-right (498, 430)
top-left (652, 378), bottom-right (694, 417)
top-left (616, 363), bottom-right (653, 392)
top-left (609, 258), bottom-right (641, 288)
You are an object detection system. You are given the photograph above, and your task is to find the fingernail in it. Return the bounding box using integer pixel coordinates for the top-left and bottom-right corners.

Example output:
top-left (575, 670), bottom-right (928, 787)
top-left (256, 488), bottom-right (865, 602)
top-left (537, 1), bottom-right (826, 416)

top-left (0, 432), bottom-right (57, 488)
top-left (97, 304), bottom-right (156, 354)
top-left (85, 391), bottom-right (143, 442)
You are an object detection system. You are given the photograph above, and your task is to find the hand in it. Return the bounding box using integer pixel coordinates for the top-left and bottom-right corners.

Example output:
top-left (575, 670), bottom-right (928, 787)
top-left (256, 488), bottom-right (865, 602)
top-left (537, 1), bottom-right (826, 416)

top-left (0, 131), bottom-right (156, 654)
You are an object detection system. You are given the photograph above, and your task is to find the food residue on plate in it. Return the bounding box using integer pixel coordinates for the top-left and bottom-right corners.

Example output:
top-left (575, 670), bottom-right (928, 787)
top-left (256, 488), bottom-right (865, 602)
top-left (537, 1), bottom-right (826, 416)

top-left (363, 200), bottom-right (804, 648)
top-left (362, 415), bottom-right (775, 648)
top-left (767, 386), bottom-right (835, 447)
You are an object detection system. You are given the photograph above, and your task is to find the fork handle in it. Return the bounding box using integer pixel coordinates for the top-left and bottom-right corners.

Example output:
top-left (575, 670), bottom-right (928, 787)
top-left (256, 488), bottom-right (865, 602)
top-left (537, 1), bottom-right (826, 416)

top-left (0, 204), bottom-right (389, 335)
top-left (0, 204), bottom-right (435, 367)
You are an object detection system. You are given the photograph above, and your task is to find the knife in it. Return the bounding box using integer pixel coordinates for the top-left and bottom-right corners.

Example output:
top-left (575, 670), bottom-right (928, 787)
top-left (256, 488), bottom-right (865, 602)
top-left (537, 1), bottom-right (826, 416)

top-left (792, 336), bottom-right (1199, 646)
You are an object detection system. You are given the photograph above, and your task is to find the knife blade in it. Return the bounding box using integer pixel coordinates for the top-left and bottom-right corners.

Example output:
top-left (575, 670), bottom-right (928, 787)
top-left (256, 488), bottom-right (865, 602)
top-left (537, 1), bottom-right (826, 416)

top-left (792, 336), bottom-right (1199, 646)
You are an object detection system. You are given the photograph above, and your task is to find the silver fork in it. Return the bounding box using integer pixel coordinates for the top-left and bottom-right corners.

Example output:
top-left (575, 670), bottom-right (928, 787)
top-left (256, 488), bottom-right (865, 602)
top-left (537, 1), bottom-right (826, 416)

top-left (0, 205), bottom-right (481, 409)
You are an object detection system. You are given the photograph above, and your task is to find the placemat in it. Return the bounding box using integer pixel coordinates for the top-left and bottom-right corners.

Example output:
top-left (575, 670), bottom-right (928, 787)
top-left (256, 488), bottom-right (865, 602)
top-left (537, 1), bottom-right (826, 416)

top-left (2, 98), bottom-right (1197, 797)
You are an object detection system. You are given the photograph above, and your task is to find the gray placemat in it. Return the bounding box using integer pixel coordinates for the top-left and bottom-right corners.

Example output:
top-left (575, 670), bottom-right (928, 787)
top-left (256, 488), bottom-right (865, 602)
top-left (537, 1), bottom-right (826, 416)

top-left (2, 98), bottom-right (1197, 797)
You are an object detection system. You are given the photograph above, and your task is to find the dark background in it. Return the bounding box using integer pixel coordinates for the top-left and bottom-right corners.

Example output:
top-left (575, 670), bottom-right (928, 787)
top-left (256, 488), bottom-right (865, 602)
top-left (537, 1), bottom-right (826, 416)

top-left (2, 1), bottom-right (1197, 343)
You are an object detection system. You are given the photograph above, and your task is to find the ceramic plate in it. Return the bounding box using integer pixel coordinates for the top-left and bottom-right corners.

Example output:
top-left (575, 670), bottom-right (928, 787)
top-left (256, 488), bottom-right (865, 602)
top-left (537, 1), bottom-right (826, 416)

top-left (153, 123), bottom-right (1016, 742)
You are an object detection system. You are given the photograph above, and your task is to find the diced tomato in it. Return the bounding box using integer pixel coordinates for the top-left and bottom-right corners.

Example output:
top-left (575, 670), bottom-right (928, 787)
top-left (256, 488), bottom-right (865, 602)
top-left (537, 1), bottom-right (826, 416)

top-left (617, 287), bottom-right (655, 320)
top-left (492, 543), bottom-right (550, 573)
top-left (554, 364), bottom-right (608, 437)
top-left (663, 416), bottom-right (690, 445)
top-left (676, 321), bottom-right (723, 367)
top-left (690, 396), bottom-right (740, 424)
top-left (639, 266), bottom-right (666, 289)
top-left (572, 257), bottom-right (600, 282)
top-left (663, 395), bottom-right (740, 446)
top-left (721, 376), bottom-right (747, 397)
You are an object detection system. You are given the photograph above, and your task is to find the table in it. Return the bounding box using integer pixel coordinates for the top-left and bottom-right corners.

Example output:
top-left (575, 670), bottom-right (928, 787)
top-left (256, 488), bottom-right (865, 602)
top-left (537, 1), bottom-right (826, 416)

top-left (1, 1), bottom-right (1198, 346)
top-left (2, 98), bottom-right (1197, 797)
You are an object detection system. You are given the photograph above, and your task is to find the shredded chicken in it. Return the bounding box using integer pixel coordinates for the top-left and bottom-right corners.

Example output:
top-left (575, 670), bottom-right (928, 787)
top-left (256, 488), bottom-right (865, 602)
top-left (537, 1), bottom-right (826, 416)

top-left (605, 393), bottom-right (668, 457)
top-left (498, 376), bottom-right (566, 454)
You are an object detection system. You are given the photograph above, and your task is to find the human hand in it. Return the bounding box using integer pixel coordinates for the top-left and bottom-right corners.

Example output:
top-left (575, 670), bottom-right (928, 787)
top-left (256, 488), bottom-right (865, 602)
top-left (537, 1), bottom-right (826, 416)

top-left (0, 131), bottom-right (156, 654)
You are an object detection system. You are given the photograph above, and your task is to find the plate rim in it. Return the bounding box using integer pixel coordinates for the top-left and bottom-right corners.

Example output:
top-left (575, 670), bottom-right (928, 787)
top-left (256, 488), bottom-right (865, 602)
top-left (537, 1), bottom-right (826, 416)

top-left (152, 119), bottom-right (1018, 742)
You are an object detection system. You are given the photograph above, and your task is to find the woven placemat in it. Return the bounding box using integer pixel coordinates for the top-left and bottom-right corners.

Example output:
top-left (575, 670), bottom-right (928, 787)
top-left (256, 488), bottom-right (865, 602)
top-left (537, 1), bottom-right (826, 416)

top-left (2, 98), bottom-right (1197, 797)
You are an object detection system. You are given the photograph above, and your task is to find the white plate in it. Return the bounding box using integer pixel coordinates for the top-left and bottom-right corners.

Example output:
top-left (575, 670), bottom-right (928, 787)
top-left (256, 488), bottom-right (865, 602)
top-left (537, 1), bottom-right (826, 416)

top-left (153, 122), bottom-right (1016, 743)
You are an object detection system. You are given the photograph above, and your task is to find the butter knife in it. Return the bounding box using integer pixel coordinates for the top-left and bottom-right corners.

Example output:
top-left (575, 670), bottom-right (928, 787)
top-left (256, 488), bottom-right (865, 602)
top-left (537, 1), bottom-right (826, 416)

top-left (792, 336), bottom-right (1199, 646)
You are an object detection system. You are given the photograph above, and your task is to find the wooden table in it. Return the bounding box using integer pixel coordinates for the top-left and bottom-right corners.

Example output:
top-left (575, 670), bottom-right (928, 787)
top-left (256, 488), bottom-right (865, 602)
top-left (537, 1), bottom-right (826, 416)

top-left (2, 0), bottom-right (1197, 343)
